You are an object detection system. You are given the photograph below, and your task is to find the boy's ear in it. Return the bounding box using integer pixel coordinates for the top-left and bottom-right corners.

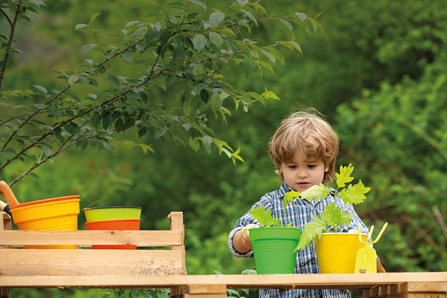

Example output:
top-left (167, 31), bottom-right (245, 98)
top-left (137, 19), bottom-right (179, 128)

top-left (324, 165), bottom-right (329, 172)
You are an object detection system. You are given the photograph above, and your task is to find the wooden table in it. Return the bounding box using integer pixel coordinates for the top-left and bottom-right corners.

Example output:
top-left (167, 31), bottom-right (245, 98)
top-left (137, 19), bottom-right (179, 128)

top-left (1, 272), bottom-right (446, 298)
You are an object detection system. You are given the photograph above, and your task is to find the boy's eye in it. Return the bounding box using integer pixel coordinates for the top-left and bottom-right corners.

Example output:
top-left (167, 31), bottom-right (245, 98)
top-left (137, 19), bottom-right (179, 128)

top-left (288, 165), bottom-right (297, 169)
top-left (308, 165), bottom-right (317, 168)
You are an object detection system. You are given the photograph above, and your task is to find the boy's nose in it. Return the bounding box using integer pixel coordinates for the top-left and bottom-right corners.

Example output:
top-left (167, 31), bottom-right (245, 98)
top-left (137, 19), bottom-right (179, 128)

top-left (297, 169), bottom-right (308, 178)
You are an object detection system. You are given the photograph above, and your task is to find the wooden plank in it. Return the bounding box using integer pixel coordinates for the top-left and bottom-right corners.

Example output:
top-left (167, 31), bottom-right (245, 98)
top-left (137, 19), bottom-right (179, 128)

top-left (168, 212), bottom-right (186, 275)
top-left (404, 282), bottom-right (447, 292)
top-left (186, 285), bottom-right (227, 294)
top-left (0, 249), bottom-right (183, 277)
top-left (0, 273), bottom-right (445, 289)
top-left (0, 230), bottom-right (183, 246)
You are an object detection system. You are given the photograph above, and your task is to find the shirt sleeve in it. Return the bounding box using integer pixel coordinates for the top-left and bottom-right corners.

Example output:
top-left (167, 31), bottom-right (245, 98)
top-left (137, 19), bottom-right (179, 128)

top-left (228, 195), bottom-right (272, 258)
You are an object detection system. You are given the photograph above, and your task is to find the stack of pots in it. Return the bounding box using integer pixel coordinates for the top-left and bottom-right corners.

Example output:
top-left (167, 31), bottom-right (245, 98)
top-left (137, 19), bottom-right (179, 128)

top-left (83, 206), bottom-right (142, 250)
top-left (10, 195), bottom-right (81, 249)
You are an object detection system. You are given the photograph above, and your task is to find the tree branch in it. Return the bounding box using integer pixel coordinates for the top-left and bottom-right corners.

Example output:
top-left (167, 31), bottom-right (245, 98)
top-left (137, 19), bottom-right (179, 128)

top-left (0, 1), bottom-right (22, 90)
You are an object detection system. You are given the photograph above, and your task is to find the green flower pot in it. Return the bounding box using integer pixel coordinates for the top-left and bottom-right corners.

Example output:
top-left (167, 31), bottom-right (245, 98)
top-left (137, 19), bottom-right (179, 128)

top-left (250, 227), bottom-right (302, 274)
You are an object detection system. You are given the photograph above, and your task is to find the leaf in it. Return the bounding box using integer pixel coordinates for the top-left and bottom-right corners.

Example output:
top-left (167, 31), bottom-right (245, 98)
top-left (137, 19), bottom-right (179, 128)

top-left (279, 19), bottom-right (293, 33)
top-left (122, 52), bottom-right (134, 62)
top-left (268, 47), bottom-right (285, 66)
top-left (261, 50), bottom-right (275, 64)
top-left (237, 0), bottom-right (249, 6)
top-left (295, 12), bottom-right (307, 22)
top-left (144, 28), bottom-right (156, 44)
top-left (126, 21), bottom-right (140, 28)
top-left (300, 183), bottom-right (331, 201)
top-left (193, 63), bottom-right (203, 79)
top-left (241, 9), bottom-right (258, 27)
top-left (75, 24), bottom-right (88, 30)
top-left (202, 136), bottom-right (212, 154)
top-left (155, 127), bottom-right (166, 138)
top-left (106, 73), bottom-right (120, 88)
top-left (242, 55), bottom-right (255, 78)
top-left (209, 32), bottom-right (223, 48)
top-left (64, 124), bottom-right (77, 136)
top-left (33, 85), bottom-right (47, 94)
top-left (335, 163), bottom-right (354, 188)
top-left (82, 44), bottom-right (97, 52)
top-left (249, 206), bottom-right (281, 227)
top-left (283, 191), bottom-right (300, 209)
top-left (28, 0), bottom-right (47, 7)
top-left (103, 142), bottom-right (114, 152)
top-left (200, 89), bottom-right (209, 103)
top-left (157, 291), bottom-right (169, 298)
top-left (68, 75), bottom-right (78, 86)
top-left (295, 215), bottom-right (327, 251)
top-left (187, 0), bottom-right (206, 11)
top-left (209, 12), bottom-right (225, 26)
top-left (338, 180), bottom-right (371, 205)
top-left (139, 143), bottom-right (155, 154)
top-left (189, 137), bottom-right (200, 153)
top-left (13, 105), bottom-right (28, 111)
top-left (192, 34), bottom-right (207, 52)
top-left (115, 118), bottom-right (125, 133)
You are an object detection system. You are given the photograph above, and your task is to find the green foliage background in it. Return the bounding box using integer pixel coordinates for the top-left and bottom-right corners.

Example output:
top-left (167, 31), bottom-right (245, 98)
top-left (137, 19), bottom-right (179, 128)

top-left (1, 0), bottom-right (447, 296)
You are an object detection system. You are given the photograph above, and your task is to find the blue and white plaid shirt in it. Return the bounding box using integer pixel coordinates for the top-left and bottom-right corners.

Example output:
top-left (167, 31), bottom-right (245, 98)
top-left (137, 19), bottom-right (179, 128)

top-left (228, 181), bottom-right (369, 298)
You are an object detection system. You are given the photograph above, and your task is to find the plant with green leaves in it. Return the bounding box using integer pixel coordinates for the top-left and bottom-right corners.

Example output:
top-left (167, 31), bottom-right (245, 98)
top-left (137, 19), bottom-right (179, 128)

top-left (248, 164), bottom-right (370, 250)
top-left (0, 0), bottom-right (323, 187)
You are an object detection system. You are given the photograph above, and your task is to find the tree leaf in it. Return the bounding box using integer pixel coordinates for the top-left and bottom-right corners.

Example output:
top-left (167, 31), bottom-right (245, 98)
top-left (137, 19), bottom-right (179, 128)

top-left (155, 127), bottom-right (166, 138)
top-left (75, 24), bottom-right (88, 30)
top-left (193, 63), bottom-right (203, 79)
top-left (295, 12), bottom-right (307, 22)
top-left (115, 118), bottom-right (125, 133)
top-left (64, 124), bottom-right (77, 136)
top-left (209, 12), bottom-right (225, 26)
top-left (261, 50), bottom-right (275, 64)
top-left (68, 75), bottom-right (78, 86)
top-left (122, 52), bottom-right (134, 62)
top-left (82, 44), bottom-right (97, 52)
top-left (242, 55), bottom-right (255, 78)
top-left (279, 19), bottom-right (293, 33)
top-left (193, 34), bottom-right (207, 52)
top-left (209, 32), bottom-right (223, 48)
top-left (241, 9), bottom-right (258, 27)
top-left (106, 73), bottom-right (120, 88)
top-left (103, 142), bottom-right (114, 152)
top-left (202, 135), bottom-right (212, 154)
top-left (268, 47), bottom-right (285, 66)
top-left (187, 0), bottom-right (206, 11)
top-left (200, 89), bottom-right (209, 103)
top-left (189, 137), bottom-right (200, 153)
top-left (33, 85), bottom-right (47, 94)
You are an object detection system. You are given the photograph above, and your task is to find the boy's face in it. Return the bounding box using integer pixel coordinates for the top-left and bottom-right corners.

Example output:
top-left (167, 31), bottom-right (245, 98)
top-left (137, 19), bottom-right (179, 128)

top-left (279, 151), bottom-right (329, 192)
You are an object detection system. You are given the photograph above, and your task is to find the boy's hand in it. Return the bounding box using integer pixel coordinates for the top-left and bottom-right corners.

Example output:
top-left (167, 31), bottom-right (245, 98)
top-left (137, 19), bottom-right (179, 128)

top-left (233, 224), bottom-right (259, 253)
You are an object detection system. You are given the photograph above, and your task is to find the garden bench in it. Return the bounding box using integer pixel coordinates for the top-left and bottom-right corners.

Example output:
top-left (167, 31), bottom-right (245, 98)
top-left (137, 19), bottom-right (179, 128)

top-left (1, 211), bottom-right (446, 298)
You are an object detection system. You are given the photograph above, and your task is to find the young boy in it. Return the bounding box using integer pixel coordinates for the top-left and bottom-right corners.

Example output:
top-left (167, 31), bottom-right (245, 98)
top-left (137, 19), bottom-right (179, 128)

top-left (229, 111), bottom-right (381, 298)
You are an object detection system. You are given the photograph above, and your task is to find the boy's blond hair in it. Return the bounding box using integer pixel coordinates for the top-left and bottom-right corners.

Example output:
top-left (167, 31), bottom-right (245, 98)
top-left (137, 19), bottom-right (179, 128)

top-left (269, 111), bottom-right (339, 183)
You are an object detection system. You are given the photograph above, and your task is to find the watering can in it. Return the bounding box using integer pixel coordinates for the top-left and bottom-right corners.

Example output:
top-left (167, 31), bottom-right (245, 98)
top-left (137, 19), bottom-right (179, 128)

top-left (354, 222), bottom-right (388, 273)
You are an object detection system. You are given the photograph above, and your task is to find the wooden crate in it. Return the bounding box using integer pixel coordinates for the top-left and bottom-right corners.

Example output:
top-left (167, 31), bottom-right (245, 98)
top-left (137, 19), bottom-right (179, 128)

top-left (0, 211), bottom-right (186, 297)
